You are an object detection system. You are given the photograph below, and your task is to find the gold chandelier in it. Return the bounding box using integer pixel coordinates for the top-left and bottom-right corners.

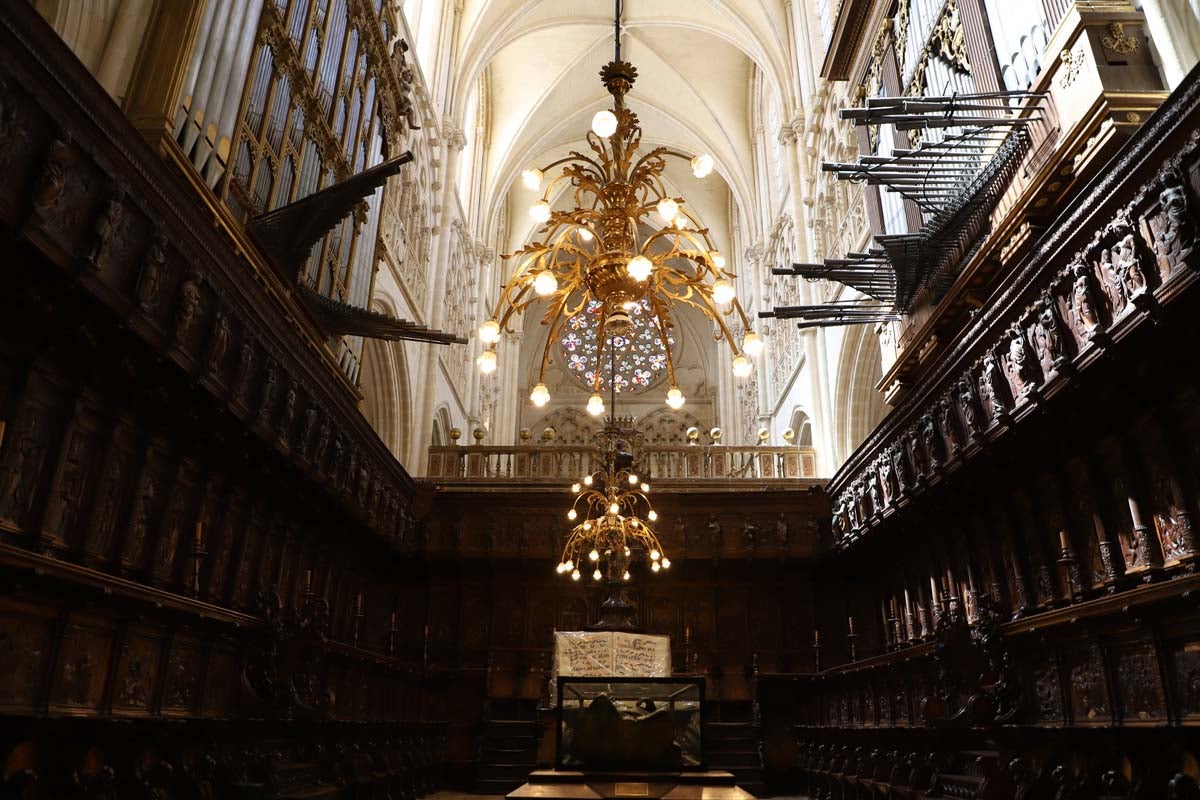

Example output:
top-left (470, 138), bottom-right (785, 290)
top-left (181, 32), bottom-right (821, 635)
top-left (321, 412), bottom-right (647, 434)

top-left (556, 419), bottom-right (668, 582)
top-left (475, 1), bottom-right (762, 415)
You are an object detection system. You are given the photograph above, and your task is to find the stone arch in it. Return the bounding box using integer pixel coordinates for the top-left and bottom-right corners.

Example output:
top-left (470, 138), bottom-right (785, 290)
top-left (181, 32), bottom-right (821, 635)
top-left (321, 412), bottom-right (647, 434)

top-left (833, 323), bottom-right (888, 465)
top-left (359, 300), bottom-right (413, 460)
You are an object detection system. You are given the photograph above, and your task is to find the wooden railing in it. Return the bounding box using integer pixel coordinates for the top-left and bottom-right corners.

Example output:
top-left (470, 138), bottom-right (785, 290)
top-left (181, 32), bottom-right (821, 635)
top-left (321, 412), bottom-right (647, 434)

top-left (427, 444), bottom-right (818, 482)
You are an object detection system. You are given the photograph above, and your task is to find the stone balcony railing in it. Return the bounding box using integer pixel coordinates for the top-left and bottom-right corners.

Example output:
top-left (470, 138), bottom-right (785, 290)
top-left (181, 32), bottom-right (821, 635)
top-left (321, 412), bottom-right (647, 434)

top-left (427, 444), bottom-right (818, 483)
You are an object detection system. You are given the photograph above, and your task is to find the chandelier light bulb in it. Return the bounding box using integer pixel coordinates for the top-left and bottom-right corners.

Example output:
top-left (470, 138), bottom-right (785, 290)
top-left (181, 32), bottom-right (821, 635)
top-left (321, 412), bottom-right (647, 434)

top-left (650, 549), bottom-right (661, 561)
top-left (641, 482), bottom-right (650, 493)
top-left (572, 569), bottom-right (581, 581)
top-left (743, 331), bottom-right (764, 357)
top-left (691, 153), bottom-right (714, 178)
top-left (587, 394), bottom-right (606, 416)
top-left (529, 199), bottom-right (552, 223)
top-left (624, 547), bottom-right (631, 556)
top-left (578, 227), bottom-right (594, 241)
top-left (591, 109), bottom-right (618, 137)
top-left (648, 510), bottom-right (658, 522)
top-left (521, 168), bottom-right (543, 190)
top-left (631, 518), bottom-right (639, 528)
top-left (712, 279), bottom-right (736, 305)
top-left (609, 502), bottom-right (620, 515)
top-left (672, 213), bottom-right (688, 229)
top-left (572, 483), bottom-right (581, 493)
top-left (583, 521), bottom-right (592, 531)
top-left (530, 383), bottom-right (550, 407)
top-left (662, 558), bottom-right (671, 569)
top-left (565, 560), bottom-right (573, 570)
top-left (628, 474), bottom-right (639, 485)
top-left (732, 354), bottom-right (753, 378)
top-left (623, 570), bottom-right (631, 581)
top-left (557, 563), bottom-right (566, 573)
top-left (534, 270), bottom-right (558, 296)
top-left (651, 561), bottom-right (661, 573)
top-left (666, 387), bottom-right (685, 409)
top-left (627, 255), bottom-right (653, 282)
top-left (583, 475), bottom-right (593, 486)
top-left (656, 197), bottom-right (679, 223)
top-left (476, 349), bottom-right (498, 374)
top-left (567, 509), bottom-right (577, 521)
top-left (593, 568), bottom-right (603, 581)
top-left (589, 549), bottom-right (600, 562)
top-left (478, 319), bottom-right (501, 344)
top-left (709, 250), bottom-right (727, 269)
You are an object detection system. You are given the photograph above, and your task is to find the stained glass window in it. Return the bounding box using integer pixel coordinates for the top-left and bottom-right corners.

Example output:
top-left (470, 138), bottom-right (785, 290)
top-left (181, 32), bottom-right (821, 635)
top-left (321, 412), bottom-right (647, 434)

top-left (559, 299), bottom-right (674, 394)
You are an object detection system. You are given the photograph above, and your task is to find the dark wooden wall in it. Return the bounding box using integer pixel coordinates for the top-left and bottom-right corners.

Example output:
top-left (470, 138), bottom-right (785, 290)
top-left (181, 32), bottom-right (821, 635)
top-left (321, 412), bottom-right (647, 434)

top-left (770, 61), bottom-right (1200, 800)
top-left (0, 4), bottom-right (458, 796)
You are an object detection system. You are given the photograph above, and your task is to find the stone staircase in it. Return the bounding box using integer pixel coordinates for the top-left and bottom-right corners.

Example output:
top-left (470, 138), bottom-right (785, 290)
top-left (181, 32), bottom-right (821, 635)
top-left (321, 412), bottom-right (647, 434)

top-left (704, 722), bottom-right (764, 797)
top-left (475, 719), bottom-right (543, 795)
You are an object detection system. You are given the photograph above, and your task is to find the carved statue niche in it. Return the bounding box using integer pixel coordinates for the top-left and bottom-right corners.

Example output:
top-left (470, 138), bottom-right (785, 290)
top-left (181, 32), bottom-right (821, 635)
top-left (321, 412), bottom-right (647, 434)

top-left (30, 138), bottom-right (96, 242)
top-left (135, 236), bottom-right (167, 310)
top-left (775, 512), bottom-right (789, 549)
top-left (204, 311), bottom-right (231, 376)
top-left (956, 376), bottom-right (982, 439)
top-left (391, 39), bottom-right (421, 132)
top-left (832, 498), bottom-right (849, 541)
top-left (1067, 261), bottom-right (1102, 339)
top-left (1002, 324), bottom-right (1039, 399)
top-left (279, 382), bottom-right (298, 445)
top-left (40, 423), bottom-right (93, 548)
top-left (978, 351), bottom-right (1009, 424)
top-left (741, 517), bottom-right (757, 552)
top-left (85, 194), bottom-right (132, 272)
top-left (256, 362), bottom-right (278, 423)
top-left (1114, 231), bottom-right (1148, 299)
top-left (906, 428), bottom-right (925, 481)
top-left (1028, 294), bottom-right (1069, 378)
top-left (937, 396), bottom-right (960, 457)
top-left (880, 455), bottom-right (897, 505)
top-left (1098, 243), bottom-right (1128, 314)
top-left (1149, 181), bottom-right (1196, 276)
top-left (0, 407), bottom-right (52, 528)
top-left (891, 443), bottom-right (909, 494)
top-left (707, 513), bottom-right (723, 553)
top-left (920, 414), bottom-right (942, 473)
top-left (174, 272), bottom-right (202, 343)
top-left (869, 470), bottom-right (885, 516)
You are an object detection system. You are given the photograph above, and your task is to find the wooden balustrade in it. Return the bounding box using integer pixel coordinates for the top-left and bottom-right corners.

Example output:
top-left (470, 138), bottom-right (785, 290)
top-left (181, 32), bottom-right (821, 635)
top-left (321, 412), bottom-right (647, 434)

top-left (427, 444), bottom-right (818, 482)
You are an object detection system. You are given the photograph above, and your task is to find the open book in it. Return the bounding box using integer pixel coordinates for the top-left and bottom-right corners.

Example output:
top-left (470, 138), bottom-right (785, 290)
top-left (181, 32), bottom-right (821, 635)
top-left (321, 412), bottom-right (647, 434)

top-left (554, 631), bottom-right (671, 678)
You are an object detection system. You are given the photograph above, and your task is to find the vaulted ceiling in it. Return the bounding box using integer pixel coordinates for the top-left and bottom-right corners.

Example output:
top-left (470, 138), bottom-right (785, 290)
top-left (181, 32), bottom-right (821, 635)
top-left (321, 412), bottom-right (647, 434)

top-left (448, 0), bottom-right (797, 261)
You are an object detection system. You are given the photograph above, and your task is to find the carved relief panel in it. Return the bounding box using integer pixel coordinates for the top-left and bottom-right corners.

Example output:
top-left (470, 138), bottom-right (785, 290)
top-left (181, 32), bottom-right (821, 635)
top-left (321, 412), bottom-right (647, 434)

top-left (50, 613), bottom-right (115, 715)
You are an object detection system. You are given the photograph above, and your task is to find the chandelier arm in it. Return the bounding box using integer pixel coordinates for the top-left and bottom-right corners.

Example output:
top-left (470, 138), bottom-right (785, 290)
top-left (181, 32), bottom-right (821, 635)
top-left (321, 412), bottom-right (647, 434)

top-left (691, 290), bottom-right (746, 355)
top-left (646, 300), bottom-right (680, 389)
top-left (535, 295), bottom-right (576, 383)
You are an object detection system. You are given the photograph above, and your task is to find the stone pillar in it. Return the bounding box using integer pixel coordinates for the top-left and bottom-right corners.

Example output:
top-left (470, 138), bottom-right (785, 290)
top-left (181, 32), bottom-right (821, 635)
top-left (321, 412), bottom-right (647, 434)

top-left (409, 121), bottom-right (466, 470)
top-left (1140, 0), bottom-right (1200, 89)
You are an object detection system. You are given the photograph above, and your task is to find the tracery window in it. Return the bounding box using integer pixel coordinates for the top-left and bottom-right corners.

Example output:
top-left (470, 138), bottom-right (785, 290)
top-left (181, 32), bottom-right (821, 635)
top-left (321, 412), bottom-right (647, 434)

top-left (559, 299), bottom-right (675, 394)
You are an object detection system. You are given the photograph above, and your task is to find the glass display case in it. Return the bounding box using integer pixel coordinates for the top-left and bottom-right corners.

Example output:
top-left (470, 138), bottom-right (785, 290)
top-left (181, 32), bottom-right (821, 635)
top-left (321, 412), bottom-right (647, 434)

top-left (555, 677), bottom-right (705, 771)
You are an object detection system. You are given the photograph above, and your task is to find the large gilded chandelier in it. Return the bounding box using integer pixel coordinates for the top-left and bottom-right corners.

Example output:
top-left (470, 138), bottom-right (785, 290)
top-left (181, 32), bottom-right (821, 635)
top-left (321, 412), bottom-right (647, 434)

top-left (474, 0), bottom-right (762, 415)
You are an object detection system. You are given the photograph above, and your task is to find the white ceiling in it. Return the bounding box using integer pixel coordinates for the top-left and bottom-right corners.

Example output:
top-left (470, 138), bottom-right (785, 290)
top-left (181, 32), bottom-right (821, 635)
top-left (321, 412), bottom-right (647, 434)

top-left (448, 0), bottom-right (796, 261)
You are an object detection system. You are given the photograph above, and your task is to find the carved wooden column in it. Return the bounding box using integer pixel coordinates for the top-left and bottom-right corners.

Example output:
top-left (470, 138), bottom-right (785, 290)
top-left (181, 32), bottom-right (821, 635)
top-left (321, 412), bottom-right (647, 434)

top-left (1066, 456), bottom-right (1122, 592)
top-left (1105, 436), bottom-right (1165, 580)
top-left (993, 502), bottom-right (1034, 619)
top-left (1013, 488), bottom-right (1060, 608)
top-left (1141, 413), bottom-right (1200, 572)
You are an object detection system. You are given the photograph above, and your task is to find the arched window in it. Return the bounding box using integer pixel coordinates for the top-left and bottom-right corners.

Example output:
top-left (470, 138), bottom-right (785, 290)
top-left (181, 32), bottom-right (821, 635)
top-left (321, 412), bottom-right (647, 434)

top-left (559, 299), bottom-right (675, 394)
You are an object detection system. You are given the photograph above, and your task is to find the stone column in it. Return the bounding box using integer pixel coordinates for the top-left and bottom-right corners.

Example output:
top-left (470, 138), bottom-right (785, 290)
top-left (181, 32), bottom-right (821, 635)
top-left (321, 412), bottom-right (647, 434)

top-left (409, 121), bottom-right (466, 470)
top-left (1140, 0), bottom-right (1200, 89)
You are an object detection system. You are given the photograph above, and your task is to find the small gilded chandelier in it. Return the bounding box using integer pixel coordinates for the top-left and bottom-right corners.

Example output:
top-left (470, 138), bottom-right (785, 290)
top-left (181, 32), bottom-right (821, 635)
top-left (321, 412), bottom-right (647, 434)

top-left (475, 0), bottom-right (762, 415)
top-left (557, 418), bottom-right (668, 583)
